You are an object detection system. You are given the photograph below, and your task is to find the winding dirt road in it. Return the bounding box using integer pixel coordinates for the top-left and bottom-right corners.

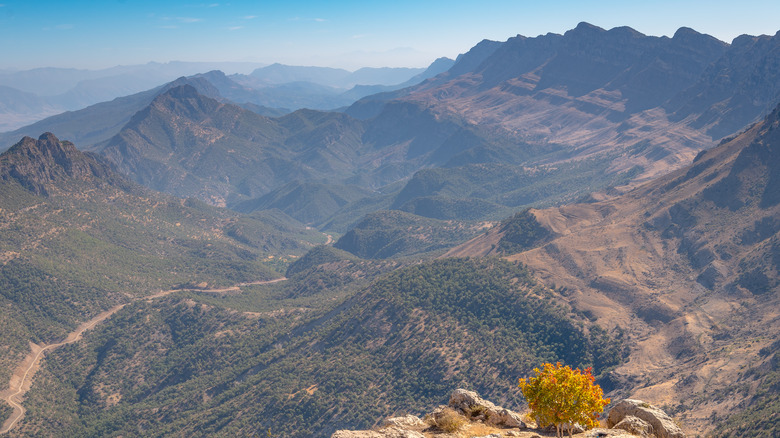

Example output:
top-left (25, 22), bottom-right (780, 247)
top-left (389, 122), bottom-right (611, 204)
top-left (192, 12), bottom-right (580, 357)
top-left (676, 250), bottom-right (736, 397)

top-left (0, 277), bottom-right (286, 434)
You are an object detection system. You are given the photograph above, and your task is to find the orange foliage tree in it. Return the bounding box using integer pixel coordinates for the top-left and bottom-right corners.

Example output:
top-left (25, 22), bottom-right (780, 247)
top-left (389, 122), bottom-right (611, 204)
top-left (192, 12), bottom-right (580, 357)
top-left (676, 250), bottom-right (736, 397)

top-left (518, 362), bottom-right (610, 438)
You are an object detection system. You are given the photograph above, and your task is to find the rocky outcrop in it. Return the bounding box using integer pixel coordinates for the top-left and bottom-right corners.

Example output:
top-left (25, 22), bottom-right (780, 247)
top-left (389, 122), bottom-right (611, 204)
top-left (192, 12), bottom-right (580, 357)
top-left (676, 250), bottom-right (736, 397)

top-left (331, 428), bottom-right (424, 438)
top-left (332, 393), bottom-right (683, 438)
top-left (331, 415), bottom-right (428, 438)
top-left (607, 399), bottom-right (685, 438)
top-left (0, 132), bottom-right (126, 195)
top-left (381, 415), bottom-right (426, 429)
top-left (331, 389), bottom-right (527, 437)
top-left (448, 389), bottom-right (527, 429)
top-left (612, 415), bottom-right (655, 437)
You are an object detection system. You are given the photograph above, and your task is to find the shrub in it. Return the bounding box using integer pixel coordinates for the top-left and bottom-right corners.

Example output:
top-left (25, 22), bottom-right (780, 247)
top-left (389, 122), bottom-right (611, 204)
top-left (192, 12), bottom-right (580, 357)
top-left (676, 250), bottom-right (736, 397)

top-left (427, 407), bottom-right (468, 433)
top-left (519, 362), bottom-right (610, 438)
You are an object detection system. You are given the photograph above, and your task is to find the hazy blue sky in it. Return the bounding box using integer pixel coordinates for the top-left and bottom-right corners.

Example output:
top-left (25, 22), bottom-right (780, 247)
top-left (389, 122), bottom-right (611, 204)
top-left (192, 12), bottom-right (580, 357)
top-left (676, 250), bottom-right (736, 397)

top-left (1, 0), bottom-right (779, 71)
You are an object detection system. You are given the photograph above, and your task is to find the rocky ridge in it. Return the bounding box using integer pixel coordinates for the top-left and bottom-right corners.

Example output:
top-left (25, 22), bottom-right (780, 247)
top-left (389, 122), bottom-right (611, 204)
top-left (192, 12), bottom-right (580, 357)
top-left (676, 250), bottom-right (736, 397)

top-left (0, 132), bottom-right (129, 196)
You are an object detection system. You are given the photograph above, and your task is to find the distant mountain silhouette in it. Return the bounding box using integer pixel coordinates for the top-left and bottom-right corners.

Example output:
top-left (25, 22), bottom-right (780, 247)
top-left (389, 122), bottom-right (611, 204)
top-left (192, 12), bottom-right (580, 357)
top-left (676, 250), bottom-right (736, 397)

top-left (243, 63), bottom-right (425, 89)
top-left (7, 23), bottom-right (780, 235)
top-left (0, 76), bottom-right (229, 151)
top-left (0, 58), bottom-right (450, 149)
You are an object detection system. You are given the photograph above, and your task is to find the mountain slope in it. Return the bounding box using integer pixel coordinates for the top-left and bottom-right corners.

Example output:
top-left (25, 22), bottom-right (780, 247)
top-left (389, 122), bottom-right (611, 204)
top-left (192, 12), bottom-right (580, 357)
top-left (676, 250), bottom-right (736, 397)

top-left (334, 210), bottom-right (489, 259)
top-left (99, 85), bottom-right (291, 205)
top-left (0, 76), bottom-right (224, 152)
top-left (87, 32), bottom-right (748, 229)
top-left (0, 133), bottom-right (324, 395)
top-left (9, 257), bottom-right (624, 437)
top-left (0, 132), bottom-right (126, 195)
top-left (446, 102), bottom-right (780, 434)
top-left (12, 24), bottom-right (780, 245)
top-left (666, 30), bottom-right (780, 138)
top-left (383, 24), bottom-right (734, 183)
top-left (233, 180), bottom-right (375, 225)
top-left (97, 85), bottom-right (530, 216)
top-left (349, 24), bottom-right (780, 197)
top-left (226, 61), bottom-right (444, 112)
top-left (99, 86), bottom-right (379, 207)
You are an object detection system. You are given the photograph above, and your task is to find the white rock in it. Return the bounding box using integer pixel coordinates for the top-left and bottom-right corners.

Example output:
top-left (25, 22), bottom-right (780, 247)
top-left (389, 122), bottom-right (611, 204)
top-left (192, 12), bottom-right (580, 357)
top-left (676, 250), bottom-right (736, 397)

top-left (607, 399), bottom-right (685, 438)
top-left (381, 415), bottom-right (426, 429)
top-left (448, 388), bottom-right (527, 429)
top-left (613, 415), bottom-right (655, 437)
top-left (331, 427), bottom-right (424, 438)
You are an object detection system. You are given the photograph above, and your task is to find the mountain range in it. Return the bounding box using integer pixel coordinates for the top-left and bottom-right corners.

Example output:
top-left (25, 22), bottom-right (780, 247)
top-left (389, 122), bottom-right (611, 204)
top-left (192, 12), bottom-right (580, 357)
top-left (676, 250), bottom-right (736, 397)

top-left (0, 60), bottom-right (451, 134)
top-left (0, 22), bottom-right (779, 438)
top-left (4, 23), bottom-right (778, 234)
top-left (0, 62), bottom-right (269, 131)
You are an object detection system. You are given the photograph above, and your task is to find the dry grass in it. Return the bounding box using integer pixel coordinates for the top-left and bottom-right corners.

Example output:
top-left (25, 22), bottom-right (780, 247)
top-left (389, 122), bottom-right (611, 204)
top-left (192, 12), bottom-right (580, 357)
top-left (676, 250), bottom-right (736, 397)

top-left (462, 422), bottom-right (501, 437)
top-left (427, 407), bottom-right (468, 433)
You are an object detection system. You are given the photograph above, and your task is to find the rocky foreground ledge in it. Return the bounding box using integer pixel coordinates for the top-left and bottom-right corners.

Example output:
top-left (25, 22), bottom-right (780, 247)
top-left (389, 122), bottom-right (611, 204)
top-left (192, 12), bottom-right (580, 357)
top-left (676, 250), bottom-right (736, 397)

top-left (332, 389), bottom-right (685, 438)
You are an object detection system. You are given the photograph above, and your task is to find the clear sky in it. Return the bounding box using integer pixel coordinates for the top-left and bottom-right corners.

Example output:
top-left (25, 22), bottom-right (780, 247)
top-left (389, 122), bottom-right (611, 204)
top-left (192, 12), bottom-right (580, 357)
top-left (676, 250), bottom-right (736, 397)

top-left (1, 0), bottom-right (779, 71)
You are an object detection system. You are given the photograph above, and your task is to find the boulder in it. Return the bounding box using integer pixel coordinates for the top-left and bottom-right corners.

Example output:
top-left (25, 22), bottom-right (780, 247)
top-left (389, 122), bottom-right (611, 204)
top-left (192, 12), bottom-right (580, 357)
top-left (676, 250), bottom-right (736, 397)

top-left (607, 399), bottom-right (685, 438)
top-left (381, 415), bottom-right (426, 429)
top-left (448, 388), bottom-right (527, 429)
top-left (331, 427), bottom-right (424, 438)
top-left (612, 415), bottom-right (655, 437)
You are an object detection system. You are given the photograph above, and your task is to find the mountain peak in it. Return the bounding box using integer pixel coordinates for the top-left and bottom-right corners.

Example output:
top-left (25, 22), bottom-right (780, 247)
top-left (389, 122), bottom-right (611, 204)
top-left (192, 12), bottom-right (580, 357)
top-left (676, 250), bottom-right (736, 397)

top-left (162, 77), bottom-right (222, 100)
top-left (673, 26), bottom-right (700, 38)
top-left (607, 25), bottom-right (644, 38)
top-left (6, 132), bottom-right (79, 164)
top-left (142, 84), bottom-right (224, 122)
top-left (568, 21), bottom-right (605, 35)
top-left (672, 26), bottom-right (727, 48)
top-left (1, 133), bottom-right (120, 195)
top-left (160, 83), bottom-right (201, 100)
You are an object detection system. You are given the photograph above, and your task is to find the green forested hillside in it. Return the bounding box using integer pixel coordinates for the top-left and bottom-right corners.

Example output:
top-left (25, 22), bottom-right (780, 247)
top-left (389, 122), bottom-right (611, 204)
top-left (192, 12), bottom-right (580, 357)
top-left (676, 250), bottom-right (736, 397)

top-left (10, 257), bottom-right (625, 437)
top-left (91, 83), bottom-right (650, 230)
top-left (497, 209), bottom-right (552, 254)
top-left (334, 210), bottom-right (490, 259)
top-left (0, 134), bottom-right (324, 393)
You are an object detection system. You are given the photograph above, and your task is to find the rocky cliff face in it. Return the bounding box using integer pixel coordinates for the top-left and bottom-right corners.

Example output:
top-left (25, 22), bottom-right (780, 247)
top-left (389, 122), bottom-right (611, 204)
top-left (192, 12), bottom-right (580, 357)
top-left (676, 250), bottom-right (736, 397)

top-left (0, 132), bottom-right (126, 196)
top-left (666, 30), bottom-right (780, 138)
top-left (351, 23), bottom-right (779, 190)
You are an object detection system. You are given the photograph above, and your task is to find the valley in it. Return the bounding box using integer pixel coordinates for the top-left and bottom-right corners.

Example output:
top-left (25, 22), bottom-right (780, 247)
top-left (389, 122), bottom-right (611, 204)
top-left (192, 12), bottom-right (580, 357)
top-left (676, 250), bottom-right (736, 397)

top-left (1, 20), bottom-right (779, 438)
top-left (0, 277), bottom-right (289, 435)
top-left (1, 303), bottom-right (126, 434)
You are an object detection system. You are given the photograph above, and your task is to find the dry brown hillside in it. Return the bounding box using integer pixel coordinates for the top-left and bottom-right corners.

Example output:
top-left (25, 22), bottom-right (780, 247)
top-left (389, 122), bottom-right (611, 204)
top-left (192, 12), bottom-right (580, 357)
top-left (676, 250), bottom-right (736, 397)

top-left (445, 104), bottom-right (780, 435)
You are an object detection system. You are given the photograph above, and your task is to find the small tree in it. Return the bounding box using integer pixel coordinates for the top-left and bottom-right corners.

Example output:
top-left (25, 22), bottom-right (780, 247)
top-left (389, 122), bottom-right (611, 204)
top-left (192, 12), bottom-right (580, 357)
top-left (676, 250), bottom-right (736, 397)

top-left (519, 362), bottom-right (610, 438)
